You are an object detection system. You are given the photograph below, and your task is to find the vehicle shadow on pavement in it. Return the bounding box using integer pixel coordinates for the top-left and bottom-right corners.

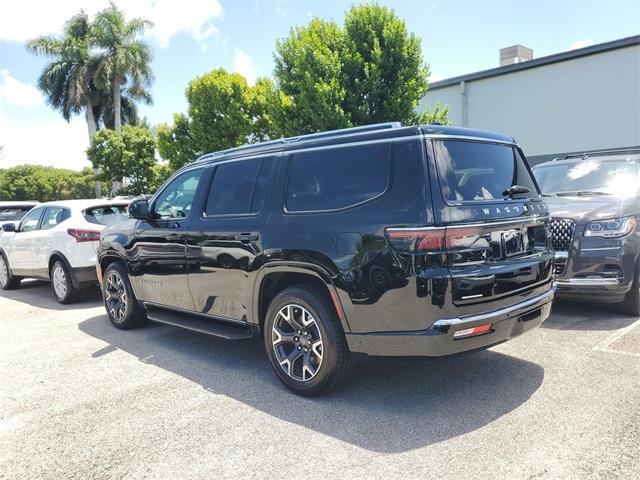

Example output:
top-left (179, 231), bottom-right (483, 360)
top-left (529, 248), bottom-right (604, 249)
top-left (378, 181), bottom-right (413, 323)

top-left (0, 280), bottom-right (102, 311)
top-left (543, 300), bottom-right (639, 331)
top-left (79, 314), bottom-right (544, 453)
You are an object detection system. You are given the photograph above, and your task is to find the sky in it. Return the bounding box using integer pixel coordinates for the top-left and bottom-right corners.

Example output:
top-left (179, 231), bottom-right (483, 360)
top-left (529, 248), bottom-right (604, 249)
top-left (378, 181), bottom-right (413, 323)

top-left (0, 0), bottom-right (639, 170)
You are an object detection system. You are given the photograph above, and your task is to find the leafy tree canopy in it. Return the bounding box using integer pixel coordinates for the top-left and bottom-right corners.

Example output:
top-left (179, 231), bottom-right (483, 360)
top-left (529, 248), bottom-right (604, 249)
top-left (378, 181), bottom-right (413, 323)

top-left (0, 165), bottom-right (98, 202)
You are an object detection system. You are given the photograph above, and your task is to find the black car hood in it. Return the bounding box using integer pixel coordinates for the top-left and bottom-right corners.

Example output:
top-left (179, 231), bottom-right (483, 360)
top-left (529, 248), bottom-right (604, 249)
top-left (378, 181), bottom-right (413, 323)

top-left (543, 194), bottom-right (640, 225)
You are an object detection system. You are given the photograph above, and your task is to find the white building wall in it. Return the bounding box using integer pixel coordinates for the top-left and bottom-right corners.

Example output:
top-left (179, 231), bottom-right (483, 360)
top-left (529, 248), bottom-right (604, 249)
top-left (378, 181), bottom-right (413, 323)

top-left (421, 45), bottom-right (640, 160)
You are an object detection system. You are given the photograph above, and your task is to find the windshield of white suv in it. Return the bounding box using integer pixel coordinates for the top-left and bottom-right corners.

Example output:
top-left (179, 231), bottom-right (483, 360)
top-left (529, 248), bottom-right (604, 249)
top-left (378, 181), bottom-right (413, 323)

top-left (533, 156), bottom-right (639, 196)
top-left (0, 206), bottom-right (33, 222)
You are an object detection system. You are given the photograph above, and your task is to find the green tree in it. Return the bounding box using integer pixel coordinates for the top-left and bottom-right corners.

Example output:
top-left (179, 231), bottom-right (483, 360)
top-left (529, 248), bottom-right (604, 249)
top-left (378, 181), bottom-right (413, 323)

top-left (273, 4), bottom-right (442, 132)
top-left (274, 19), bottom-right (349, 135)
top-left (87, 125), bottom-right (157, 195)
top-left (0, 166), bottom-right (100, 202)
top-left (94, 1), bottom-right (153, 132)
top-left (342, 4), bottom-right (429, 125)
top-left (156, 113), bottom-right (197, 171)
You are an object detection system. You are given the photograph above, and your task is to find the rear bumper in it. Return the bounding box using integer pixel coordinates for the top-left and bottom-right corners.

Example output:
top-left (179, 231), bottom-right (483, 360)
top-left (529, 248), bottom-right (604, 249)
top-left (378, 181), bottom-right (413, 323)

top-left (346, 285), bottom-right (555, 357)
top-left (70, 265), bottom-right (98, 287)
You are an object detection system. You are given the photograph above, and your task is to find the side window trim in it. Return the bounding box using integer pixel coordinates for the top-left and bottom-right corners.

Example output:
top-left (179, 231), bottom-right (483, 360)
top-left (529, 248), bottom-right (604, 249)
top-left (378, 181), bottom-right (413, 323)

top-left (282, 142), bottom-right (394, 215)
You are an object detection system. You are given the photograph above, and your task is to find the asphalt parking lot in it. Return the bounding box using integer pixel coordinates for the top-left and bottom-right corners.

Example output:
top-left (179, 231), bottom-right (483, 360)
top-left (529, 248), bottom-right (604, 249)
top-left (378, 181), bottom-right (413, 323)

top-left (1, 281), bottom-right (639, 480)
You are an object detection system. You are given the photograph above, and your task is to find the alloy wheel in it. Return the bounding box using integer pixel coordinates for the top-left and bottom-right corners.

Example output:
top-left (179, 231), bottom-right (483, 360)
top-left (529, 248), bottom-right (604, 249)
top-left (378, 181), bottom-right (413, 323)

top-left (271, 304), bottom-right (324, 382)
top-left (52, 264), bottom-right (68, 299)
top-left (105, 271), bottom-right (128, 322)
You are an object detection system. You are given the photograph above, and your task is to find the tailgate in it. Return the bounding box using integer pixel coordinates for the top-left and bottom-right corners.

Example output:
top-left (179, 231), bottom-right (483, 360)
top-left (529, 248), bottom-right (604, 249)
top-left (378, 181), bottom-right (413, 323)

top-left (446, 217), bottom-right (553, 304)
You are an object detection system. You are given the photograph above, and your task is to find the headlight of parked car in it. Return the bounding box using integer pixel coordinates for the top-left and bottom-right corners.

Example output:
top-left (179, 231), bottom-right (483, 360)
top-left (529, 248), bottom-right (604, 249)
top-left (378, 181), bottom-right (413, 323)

top-left (584, 216), bottom-right (636, 238)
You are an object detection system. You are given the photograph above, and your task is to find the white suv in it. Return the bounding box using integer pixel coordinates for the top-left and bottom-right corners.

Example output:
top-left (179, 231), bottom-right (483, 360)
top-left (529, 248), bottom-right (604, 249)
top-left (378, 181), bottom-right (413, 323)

top-left (0, 199), bottom-right (129, 303)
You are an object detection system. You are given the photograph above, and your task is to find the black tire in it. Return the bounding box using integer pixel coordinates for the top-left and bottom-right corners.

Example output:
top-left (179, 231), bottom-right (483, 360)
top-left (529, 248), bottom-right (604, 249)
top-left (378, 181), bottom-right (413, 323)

top-left (103, 262), bottom-right (147, 329)
top-left (0, 254), bottom-right (21, 290)
top-left (264, 285), bottom-right (353, 396)
top-left (50, 260), bottom-right (80, 304)
top-left (617, 264), bottom-right (640, 316)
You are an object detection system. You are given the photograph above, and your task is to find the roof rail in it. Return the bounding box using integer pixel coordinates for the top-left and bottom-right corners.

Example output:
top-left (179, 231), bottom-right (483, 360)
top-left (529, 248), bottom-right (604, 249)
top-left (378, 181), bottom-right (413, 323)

top-left (193, 122), bottom-right (402, 163)
top-left (558, 148), bottom-right (640, 160)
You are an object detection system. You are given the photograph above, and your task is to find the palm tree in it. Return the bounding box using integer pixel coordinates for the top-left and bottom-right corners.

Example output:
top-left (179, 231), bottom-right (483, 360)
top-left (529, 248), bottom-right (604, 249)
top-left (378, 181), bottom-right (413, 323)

top-left (94, 2), bottom-right (153, 132)
top-left (27, 12), bottom-right (102, 196)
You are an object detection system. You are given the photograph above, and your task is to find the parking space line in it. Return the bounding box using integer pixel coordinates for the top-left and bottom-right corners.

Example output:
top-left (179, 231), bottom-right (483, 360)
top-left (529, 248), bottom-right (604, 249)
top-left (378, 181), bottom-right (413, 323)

top-left (592, 317), bottom-right (640, 358)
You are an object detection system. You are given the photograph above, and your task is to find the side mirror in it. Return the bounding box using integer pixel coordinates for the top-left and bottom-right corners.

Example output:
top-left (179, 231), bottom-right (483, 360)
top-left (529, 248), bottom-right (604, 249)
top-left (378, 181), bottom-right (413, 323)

top-left (129, 198), bottom-right (149, 220)
top-left (2, 223), bottom-right (16, 232)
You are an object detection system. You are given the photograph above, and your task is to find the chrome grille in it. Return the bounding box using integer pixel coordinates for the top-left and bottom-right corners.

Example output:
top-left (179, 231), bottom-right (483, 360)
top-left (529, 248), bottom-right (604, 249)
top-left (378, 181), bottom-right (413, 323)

top-left (550, 218), bottom-right (575, 252)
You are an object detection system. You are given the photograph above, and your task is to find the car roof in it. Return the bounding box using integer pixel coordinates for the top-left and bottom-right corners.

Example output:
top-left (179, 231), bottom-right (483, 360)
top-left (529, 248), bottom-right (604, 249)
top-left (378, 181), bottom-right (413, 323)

top-left (0, 201), bottom-right (39, 207)
top-left (187, 123), bottom-right (516, 170)
top-left (37, 199), bottom-right (130, 210)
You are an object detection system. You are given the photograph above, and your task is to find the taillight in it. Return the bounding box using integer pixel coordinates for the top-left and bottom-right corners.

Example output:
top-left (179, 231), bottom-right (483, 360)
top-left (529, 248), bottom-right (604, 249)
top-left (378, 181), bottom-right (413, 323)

top-left (67, 228), bottom-right (101, 242)
top-left (385, 226), bottom-right (485, 253)
top-left (385, 228), bottom-right (445, 253)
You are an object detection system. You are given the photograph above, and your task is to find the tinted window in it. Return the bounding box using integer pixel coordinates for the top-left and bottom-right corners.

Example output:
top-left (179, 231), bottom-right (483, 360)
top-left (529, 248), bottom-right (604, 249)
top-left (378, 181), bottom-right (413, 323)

top-left (0, 206), bottom-right (33, 222)
top-left (84, 205), bottom-right (129, 226)
top-left (205, 158), bottom-right (272, 216)
top-left (41, 207), bottom-right (70, 230)
top-left (286, 143), bottom-right (391, 212)
top-left (434, 140), bottom-right (538, 202)
top-left (154, 169), bottom-right (203, 220)
top-left (533, 156), bottom-right (639, 195)
top-left (19, 208), bottom-right (44, 232)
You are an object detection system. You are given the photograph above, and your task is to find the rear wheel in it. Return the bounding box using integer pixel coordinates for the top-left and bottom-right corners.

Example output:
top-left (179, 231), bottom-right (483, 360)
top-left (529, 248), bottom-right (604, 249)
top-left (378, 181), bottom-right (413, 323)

top-left (51, 260), bottom-right (80, 304)
top-left (617, 263), bottom-right (640, 316)
top-left (264, 285), bottom-right (352, 396)
top-left (0, 254), bottom-right (21, 290)
top-left (103, 262), bottom-right (147, 329)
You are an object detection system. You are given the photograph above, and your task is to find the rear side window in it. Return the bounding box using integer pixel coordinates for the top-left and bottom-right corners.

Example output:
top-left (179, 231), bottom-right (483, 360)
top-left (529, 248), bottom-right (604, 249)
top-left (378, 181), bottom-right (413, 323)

top-left (0, 206), bottom-right (33, 222)
top-left (434, 140), bottom-right (538, 202)
top-left (84, 205), bottom-right (128, 226)
top-left (205, 158), bottom-right (273, 216)
top-left (286, 143), bottom-right (391, 212)
top-left (41, 207), bottom-right (70, 230)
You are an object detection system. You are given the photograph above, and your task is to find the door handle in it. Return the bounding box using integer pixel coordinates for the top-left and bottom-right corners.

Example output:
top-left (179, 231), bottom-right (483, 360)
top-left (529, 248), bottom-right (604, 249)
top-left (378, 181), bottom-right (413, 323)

top-left (235, 233), bottom-right (259, 242)
top-left (165, 233), bottom-right (181, 241)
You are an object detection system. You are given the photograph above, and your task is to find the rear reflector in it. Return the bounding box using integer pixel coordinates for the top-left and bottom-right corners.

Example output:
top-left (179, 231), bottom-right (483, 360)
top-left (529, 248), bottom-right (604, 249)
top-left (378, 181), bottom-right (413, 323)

top-left (67, 228), bottom-right (101, 242)
top-left (453, 323), bottom-right (493, 339)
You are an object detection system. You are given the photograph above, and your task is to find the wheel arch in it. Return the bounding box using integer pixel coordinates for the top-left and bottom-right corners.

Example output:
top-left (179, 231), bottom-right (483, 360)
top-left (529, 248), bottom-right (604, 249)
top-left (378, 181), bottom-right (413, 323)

top-left (48, 251), bottom-right (79, 288)
top-left (253, 262), bottom-right (351, 335)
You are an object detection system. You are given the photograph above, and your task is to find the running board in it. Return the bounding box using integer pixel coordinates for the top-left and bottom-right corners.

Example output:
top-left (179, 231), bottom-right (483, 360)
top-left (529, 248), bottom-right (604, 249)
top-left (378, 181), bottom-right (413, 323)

top-left (146, 307), bottom-right (253, 340)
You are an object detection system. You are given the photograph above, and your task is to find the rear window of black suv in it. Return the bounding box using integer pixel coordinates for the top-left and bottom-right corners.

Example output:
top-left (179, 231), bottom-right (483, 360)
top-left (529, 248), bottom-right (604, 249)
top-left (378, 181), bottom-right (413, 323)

top-left (434, 140), bottom-right (538, 203)
top-left (286, 143), bottom-right (391, 212)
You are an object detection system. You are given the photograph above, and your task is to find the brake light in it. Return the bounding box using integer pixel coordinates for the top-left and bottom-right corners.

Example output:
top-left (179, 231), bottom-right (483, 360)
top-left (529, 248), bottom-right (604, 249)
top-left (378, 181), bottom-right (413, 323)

top-left (67, 228), bottom-right (101, 242)
top-left (386, 228), bottom-right (445, 252)
top-left (385, 226), bottom-right (484, 253)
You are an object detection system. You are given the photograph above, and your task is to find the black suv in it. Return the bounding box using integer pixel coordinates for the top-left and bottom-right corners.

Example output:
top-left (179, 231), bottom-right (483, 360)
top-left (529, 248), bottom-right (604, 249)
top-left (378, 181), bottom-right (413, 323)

top-left (97, 123), bottom-right (555, 395)
top-left (532, 149), bottom-right (640, 314)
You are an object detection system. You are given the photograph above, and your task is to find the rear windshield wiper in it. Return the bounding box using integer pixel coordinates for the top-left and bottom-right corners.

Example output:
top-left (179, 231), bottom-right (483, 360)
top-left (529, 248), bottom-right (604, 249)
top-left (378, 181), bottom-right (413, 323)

top-left (502, 185), bottom-right (531, 197)
top-left (555, 190), bottom-right (610, 196)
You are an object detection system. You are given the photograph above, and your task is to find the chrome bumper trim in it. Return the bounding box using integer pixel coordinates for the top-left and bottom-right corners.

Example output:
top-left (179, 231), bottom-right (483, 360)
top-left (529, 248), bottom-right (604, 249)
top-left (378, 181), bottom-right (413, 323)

top-left (556, 278), bottom-right (622, 286)
top-left (433, 285), bottom-right (556, 327)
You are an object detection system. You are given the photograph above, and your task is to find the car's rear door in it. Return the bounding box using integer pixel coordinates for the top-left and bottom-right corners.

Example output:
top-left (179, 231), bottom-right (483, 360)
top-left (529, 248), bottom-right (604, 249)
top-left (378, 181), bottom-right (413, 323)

top-left (185, 156), bottom-right (276, 321)
top-left (426, 137), bottom-right (554, 310)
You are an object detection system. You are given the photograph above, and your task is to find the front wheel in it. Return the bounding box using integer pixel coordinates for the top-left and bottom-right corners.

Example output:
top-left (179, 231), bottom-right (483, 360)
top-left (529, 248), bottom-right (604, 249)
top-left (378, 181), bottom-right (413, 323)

top-left (264, 285), bottom-right (353, 396)
top-left (0, 254), bottom-right (20, 290)
top-left (103, 262), bottom-right (147, 329)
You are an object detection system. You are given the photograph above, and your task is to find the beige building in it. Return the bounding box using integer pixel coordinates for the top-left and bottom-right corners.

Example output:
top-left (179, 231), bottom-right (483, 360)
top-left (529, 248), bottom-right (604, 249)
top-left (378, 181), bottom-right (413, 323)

top-left (420, 35), bottom-right (640, 164)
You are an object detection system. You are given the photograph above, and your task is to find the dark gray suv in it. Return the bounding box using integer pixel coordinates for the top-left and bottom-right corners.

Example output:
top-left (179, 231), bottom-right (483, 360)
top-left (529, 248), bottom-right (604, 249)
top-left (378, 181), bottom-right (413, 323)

top-left (533, 149), bottom-right (640, 314)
